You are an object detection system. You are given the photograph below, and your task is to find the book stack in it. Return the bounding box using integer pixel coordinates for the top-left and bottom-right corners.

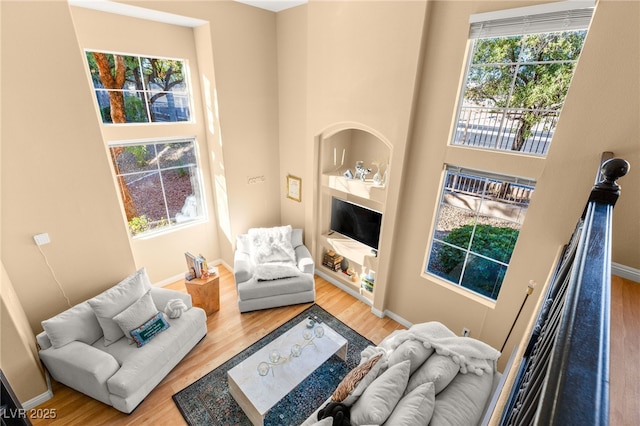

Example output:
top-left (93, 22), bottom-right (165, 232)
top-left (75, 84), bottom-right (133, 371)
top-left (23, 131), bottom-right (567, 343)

top-left (185, 252), bottom-right (208, 280)
top-left (322, 250), bottom-right (343, 272)
top-left (361, 274), bottom-right (375, 292)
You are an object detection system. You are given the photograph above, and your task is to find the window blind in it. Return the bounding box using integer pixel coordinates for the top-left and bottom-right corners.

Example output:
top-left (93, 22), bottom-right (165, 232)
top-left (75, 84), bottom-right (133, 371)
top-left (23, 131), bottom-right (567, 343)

top-left (469, 1), bottom-right (595, 39)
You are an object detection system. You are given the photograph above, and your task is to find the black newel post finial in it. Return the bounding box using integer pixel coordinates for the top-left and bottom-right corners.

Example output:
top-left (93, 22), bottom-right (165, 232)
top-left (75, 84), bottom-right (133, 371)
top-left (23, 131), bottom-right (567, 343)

top-left (589, 158), bottom-right (630, 206)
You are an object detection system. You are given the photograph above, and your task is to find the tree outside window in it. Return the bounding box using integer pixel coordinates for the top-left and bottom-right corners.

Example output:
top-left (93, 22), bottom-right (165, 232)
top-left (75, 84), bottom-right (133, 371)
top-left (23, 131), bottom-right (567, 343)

top-left (425, 168), bottom-right (535, 300)
top-left (453, 30), bottom-right (586, 156)
top-left (85, 51), bottom-right (191, 124)
top-left (110, 139), bottom-right (205, 237)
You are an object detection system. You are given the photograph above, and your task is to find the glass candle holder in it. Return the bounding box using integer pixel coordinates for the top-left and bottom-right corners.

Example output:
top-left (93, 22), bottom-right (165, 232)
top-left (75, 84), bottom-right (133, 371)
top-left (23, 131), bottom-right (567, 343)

top-left (269, 350), bottom-right (280, 363)
top-left (257, 362), bottom-right (270, 376)
top-left (314, 325), bottom-right (325, 338)
top-left (291, 343), bottom-right (302, 358)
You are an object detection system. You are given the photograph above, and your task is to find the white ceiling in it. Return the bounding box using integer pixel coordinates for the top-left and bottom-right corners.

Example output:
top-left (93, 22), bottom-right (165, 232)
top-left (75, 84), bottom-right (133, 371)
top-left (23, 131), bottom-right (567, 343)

top-left (233, 0), bottom-right (307, 12)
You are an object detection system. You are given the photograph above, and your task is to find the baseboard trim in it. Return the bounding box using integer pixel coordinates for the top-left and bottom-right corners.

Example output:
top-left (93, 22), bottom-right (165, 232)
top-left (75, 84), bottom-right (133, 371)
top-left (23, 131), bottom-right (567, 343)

top-left (22, 373), bottom-right (53, 410)
top-left (316, 270), bottom-right (414, 327)
top-left (382, 309), bottom-right (413, 329)
top-left (316, 270), bottom-right (372, 307)
top-left (612, 263), bottom-right (640, 283)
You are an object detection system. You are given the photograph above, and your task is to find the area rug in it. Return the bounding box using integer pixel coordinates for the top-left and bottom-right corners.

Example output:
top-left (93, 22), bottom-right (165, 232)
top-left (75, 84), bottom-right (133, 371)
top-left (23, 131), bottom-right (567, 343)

top-left (172, 304), bottom-right (373, 426)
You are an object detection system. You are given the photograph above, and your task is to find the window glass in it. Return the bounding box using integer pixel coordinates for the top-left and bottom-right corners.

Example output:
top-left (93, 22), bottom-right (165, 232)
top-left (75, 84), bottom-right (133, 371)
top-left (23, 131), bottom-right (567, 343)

top-left (86, 51), bottom-right (191, 124)
top-left (453, 31), bottom-right (586, 155)
top-left (425, 168), bottom-right (535, 300)
top-left (109, 138), bottom-right (204, 237)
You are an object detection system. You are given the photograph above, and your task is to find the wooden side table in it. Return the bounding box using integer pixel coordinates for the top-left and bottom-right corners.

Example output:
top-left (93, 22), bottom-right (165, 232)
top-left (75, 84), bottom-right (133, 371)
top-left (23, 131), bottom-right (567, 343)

top-left (185, 274), bottom-right (220, 315)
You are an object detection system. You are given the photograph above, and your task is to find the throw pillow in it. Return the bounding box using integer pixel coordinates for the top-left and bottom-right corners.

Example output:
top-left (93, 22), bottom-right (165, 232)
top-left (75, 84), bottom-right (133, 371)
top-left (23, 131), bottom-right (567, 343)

top-left (429, 369), bottom-right (494, 426)
top-left (388, 339), bottom-right (434, 374)
top-left (248, 225), bottom-right (296, 265)
top-left (406, 353), bottom-right (459, 395)
top-left (130, 312), bottom-right (170, 348)
top-left (41, 301), bottom-right (102, 349)
top-left (332, 353), bottom-right (386, 406)
top-left (87, 268), bottom-right (152, 346)
top-left (164, 298), bottom-right (188, 319)
top-left (112, 291), bottom-right (158, 343)
top-left (349, 360), bottom-right (411, 425)
top-left (383, 382), bottom-right (435, 426)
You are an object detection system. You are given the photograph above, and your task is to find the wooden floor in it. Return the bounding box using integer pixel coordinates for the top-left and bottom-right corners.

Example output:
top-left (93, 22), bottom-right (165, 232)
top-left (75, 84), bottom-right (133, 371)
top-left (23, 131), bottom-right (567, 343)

top-left (29, 269), bottom-right (638, 425)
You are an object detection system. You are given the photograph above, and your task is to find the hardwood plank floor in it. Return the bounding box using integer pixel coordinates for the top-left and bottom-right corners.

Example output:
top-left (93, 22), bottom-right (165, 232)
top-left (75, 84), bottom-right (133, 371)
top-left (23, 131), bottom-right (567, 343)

top-left (29, 268), bottom-right (638, 425)
top-left (609, 275), bottom-right (640, 426)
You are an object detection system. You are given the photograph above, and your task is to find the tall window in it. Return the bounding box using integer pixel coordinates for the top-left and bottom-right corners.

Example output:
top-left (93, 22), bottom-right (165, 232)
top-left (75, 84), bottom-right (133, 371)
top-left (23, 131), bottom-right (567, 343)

top-left (110, 138), bottom-right (205, 237)
top-left (452, 5), bottom-right (593, 156)
top-left (426, 167), bottom-right (535, 300)
top-left (86, 51), bottom-right (191, 124)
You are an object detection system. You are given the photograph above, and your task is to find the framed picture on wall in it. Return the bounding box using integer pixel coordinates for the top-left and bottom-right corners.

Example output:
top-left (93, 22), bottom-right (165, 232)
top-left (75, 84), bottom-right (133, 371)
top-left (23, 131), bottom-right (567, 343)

top-left (286, 175), bottom-right (302, 202)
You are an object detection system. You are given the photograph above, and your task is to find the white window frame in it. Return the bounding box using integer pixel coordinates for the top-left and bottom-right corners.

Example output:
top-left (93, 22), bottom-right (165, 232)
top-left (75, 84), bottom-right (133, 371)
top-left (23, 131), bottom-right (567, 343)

top-left (85, 49), bottom-right (194, 125)
top-left (109, 136), bottom-right (207, 238)
top-left (451, 1), bottom-right (594, 156)
top-left (424, 166), bottom-right (536, 301)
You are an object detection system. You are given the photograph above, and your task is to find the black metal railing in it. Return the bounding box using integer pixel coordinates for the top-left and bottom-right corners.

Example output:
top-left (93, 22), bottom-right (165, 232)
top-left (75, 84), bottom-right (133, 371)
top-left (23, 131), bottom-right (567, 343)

top-left (499, 153), bottom-right (630, 425)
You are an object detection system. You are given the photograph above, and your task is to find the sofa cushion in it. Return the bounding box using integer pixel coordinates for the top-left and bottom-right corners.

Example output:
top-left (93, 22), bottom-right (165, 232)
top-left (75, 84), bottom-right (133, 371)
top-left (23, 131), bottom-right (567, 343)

top-left (429, 370), bottom-right (494, 426)
top-left (41, 301), bottom-right (102, 349)
top-left (236, 234), bottom-right (251, 254)
top-left (407, 353), bottom-right (459, 395)
top-left (106, 307), bottom-right (205, 398)
top-left (112, 291), bottom-right (158, 343)
top-left (350, 360), bottom-right (411, 425)
top-left (384, 382), bottom-right (435, 426)
top-left (388, 339), bottom-right (434, 374)
top-left (130, 312), bottom-right (170, 347)
top-left (237, 274), bottom-right (314, 301)
top-left (291, 228), bottom-right (303, 248)
top-left (88, 268), bottom-right (152, 346)
top-left (332, 353), bottom-right (384, 405)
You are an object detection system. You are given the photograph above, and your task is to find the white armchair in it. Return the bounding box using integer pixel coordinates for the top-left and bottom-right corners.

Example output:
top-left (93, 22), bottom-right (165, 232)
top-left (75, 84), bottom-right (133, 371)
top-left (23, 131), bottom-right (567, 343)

top-left (234, 226), bottom-right (315, 313)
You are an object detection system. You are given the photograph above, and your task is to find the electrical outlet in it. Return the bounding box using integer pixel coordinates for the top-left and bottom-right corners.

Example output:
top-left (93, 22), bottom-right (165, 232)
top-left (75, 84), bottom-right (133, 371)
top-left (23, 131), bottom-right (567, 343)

top-left (34, 233), bottom-right (51, 246)
top-left (462, 327), bottom-right (470, 337)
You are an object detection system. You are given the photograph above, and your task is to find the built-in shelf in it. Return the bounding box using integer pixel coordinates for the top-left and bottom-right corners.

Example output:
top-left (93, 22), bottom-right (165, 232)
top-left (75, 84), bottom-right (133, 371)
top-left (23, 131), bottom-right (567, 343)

top-left (322, 173), bottom-right (387, 204)
top-left (315, 128), bottom-right (391, 308)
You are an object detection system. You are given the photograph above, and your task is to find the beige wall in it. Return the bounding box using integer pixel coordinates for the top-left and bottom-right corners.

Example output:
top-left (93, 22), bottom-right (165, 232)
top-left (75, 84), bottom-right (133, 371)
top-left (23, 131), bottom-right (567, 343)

top-left (306, 0), bottom-right (428, 311)
top-left (278, 5), bottom-right (308, 232)
top-left (1, 1), bottom-right (136, 333)
top-left (1, 264), bottom-right (48, 403)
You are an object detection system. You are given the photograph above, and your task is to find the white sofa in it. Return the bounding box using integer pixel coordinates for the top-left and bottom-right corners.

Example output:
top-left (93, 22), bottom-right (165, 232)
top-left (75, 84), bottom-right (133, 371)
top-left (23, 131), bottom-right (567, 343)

top-left (234, 226), bottom-right (315, 313)
top-left (37, 268), bottom-right (207, 413)
top-left (302, 322), bottom-right (502, 426)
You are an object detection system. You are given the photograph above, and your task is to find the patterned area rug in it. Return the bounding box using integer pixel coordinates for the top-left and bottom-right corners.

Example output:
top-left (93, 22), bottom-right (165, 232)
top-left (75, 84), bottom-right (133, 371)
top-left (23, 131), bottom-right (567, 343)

top-left (172, 304), bottom-right (373, 426)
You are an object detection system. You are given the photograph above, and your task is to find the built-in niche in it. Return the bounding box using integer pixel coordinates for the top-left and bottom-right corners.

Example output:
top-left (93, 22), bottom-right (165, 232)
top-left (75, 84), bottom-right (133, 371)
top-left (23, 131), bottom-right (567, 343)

top-left (315, 128), bottom-right (391, 304)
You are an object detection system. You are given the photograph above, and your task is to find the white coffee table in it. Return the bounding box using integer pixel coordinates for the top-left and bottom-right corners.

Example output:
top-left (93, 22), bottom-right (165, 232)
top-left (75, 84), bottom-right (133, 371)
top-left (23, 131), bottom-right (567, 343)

top-left (227, 318), bottom-right (348, 426)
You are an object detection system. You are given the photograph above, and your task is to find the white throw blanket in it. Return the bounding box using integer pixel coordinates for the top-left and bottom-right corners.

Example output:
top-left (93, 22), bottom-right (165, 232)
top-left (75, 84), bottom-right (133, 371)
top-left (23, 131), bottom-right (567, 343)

top-left (254, 262), bottom-right (301, 281)
top-left (361, 322), bottom-right (500, 376)
top-left (248, 226), bottom-right (300, 281)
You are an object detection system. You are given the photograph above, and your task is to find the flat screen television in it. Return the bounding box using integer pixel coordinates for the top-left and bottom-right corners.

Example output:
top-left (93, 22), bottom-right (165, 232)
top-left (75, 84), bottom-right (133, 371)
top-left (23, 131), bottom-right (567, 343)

top-left (330, 197), bottom-right (382, 251)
